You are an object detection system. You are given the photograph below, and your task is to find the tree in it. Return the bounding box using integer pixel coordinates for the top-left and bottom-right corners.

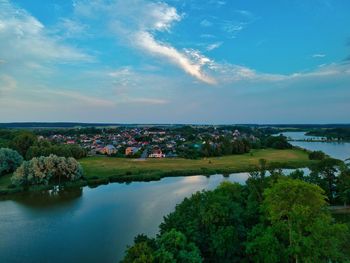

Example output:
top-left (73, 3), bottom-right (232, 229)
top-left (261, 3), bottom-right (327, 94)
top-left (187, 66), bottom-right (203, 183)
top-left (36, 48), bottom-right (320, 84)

top-left (159, 182), bottom-right (246, 262)
top-left (155, 229), bottom-right (202, 263)
top-left (309, 150), bottom-right (326, 160)
top-left (248, 178), bottom-right (349, 262)
top-left (308, 158), bottom-right (342, 204)
top-left (121, 231), bottom-right (201, 263)
top-left (11, 154), bottom-right (83, 186)
top-left (0, 148), bottom-right (23, 176)
top-left (338, 165), bottom-right (350, 206)
top-left (10, 132), bottom-right (37, 158)
top-left (122, 235), bottom-right (156, 263)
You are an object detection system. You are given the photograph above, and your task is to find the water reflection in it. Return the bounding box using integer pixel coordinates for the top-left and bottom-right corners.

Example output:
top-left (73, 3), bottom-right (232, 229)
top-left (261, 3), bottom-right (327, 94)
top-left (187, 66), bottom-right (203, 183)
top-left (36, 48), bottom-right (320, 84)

top-left (0, 174), bottom-right (251, 263)
top-left (6, 187), bottom-right (83, 208)
top-left (1, 132), bottom-right (348, 263)
top-left (281, 131), bottom-right (350, 160)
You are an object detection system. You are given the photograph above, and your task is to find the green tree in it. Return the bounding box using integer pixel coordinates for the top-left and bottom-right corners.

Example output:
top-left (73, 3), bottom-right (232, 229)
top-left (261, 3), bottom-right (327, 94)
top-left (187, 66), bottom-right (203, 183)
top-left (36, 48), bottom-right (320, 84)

top-left (338, 165), bottom-right (350, 206)
top-left (309, 158), bottom-right (342, 204)
top-left (11, 154), bottom-right (83, 186)
top-left (248, 178), bottom-right (349, 262)
top-left (159, 182), bottom-right (246, 262)
top-left (10, 132), bottom-right (37, 158)
top-left (0, 148), bottom-right (23, 176)
top-left (155, 229), bottom-right (202, 263)
top-left (122, 235), bottom-right (156, 263)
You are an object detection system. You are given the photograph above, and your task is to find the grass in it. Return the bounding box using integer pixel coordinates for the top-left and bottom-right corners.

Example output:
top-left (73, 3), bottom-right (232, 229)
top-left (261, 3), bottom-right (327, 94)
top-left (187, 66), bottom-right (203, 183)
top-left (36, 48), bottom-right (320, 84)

top-left (0, 148), bottom-right (316, 196)
top-left (80, 148), bottom-right (315, 181)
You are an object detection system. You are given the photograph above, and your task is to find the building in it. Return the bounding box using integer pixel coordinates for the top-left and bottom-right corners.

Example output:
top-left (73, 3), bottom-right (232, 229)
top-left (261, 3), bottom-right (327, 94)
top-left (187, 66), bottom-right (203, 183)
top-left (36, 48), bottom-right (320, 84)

top-left (148, 147), bottom-right (165, 158)
top-left (101, 145), bottom-right (117, 155)
top-left (125, 147), bottom-right (139, 156)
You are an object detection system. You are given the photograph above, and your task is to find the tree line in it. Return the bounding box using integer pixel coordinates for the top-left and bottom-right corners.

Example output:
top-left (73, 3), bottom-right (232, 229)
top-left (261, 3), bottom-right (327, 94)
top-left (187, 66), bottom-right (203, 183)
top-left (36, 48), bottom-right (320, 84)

top-left (121, 166), bottom-right (350, 262)
top-left (0, 130), bottom-right (86, 160)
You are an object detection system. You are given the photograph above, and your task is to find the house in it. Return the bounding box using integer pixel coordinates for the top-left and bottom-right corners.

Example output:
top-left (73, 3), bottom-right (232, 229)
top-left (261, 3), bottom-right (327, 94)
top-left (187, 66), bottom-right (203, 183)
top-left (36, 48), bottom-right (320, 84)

top-left (101, 145), bottom-right (117, 155)
top-left (125, 147), bottom-right (140, 156)
top-left (148, 147), bottom-right (165, 158)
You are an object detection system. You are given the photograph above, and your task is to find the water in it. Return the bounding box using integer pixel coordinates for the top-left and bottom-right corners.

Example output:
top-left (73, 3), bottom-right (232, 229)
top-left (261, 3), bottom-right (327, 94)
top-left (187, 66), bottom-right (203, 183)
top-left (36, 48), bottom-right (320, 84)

top-left (0, 173), bottom-right (249, 263)
top-left (280, 131), bottom-right (325, 141)
top-left (1, 132), bottom-right (349, 263)
top-left (281, 132), bottom-right (350, 161)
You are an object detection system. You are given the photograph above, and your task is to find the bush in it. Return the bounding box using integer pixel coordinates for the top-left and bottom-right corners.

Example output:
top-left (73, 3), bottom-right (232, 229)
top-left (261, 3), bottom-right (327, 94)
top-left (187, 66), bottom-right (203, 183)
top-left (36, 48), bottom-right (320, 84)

top-left (11, 154), bottom-right (83, 186)
top-left (309, 150), bottom-right (326, 160)
top-left (0, 148), bottom-right (23, 176)
top-left (265, 135), bottom-right (292, 149)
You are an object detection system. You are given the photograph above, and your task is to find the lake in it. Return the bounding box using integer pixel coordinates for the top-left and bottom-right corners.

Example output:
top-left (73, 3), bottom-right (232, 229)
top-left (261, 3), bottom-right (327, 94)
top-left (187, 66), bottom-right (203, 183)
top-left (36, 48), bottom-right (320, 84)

top-left (1, 132), bottom-right (349, 263)
top-left (0, 173), bottom-right (249, 263)
top-left (281, 131), bottom-right (350, 160)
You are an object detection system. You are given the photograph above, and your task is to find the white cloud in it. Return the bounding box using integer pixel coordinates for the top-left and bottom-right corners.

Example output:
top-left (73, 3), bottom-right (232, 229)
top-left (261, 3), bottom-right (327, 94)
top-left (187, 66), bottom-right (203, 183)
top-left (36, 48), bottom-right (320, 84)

top-left (200, 19), bottom-right (212, 27)
top-left (55, 18), bottom-right (89, 38)
top-left (0, 74), bottom-right (16, 95)
top-left (74, 0), bottom-right (216, 84)
top-left (312, 53), bottom-right (326, 58)
top-left (135, 32), bottom-right (216, 84)
top-left (0, 0), bottom-right (92, 68)
top-left (206, 42), bottom-right (223, 51)
top-left (124, 97), bottom-right (169, 105)
top-left (210, 61), bottom-right (350, 84)
top-left (37, 89), bottom-right (115, 107)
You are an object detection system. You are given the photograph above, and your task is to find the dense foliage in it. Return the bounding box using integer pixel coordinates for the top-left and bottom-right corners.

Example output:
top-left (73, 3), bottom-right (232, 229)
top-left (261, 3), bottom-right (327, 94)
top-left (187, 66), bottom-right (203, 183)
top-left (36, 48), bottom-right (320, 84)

top-left (309, 150), bottom-right (326, 160)
top-left (121, 230), bottom-right (202, 263)
top-left (122, 172), bottom-right (350, 262)
top-left (0, 129), bottom-right (86, 160)
top-left (263, 135), bottom-right (292, 149)
top-left (26, 142), bottom-right (87, 160)
top-left (11, 155), bottom-right (83, 186)
top-left (0, 148), bottom-right (23, 176)
top-left (306, 128), bottom-right (350, 140)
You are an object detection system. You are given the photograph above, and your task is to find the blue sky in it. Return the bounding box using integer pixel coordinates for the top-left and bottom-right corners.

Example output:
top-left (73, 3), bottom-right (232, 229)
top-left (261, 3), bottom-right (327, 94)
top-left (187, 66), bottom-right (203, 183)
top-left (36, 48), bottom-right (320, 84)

top-left (0, 0), bottom-right (349, 123)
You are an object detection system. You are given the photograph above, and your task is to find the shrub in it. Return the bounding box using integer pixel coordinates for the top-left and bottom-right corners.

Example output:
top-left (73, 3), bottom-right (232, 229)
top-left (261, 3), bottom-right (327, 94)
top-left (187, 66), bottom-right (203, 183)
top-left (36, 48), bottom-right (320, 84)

top-left (309, 150), bottom-right (326, 160)
top-left (11, 154), bottom-right (83, 186)
top-left (0, 148), bottom-right (23, 176)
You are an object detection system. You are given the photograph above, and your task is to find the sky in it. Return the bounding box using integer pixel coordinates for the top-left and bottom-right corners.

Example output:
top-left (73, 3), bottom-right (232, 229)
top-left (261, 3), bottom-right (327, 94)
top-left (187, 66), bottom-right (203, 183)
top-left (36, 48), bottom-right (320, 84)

top-left (0, 0), bottom-right (349, 124)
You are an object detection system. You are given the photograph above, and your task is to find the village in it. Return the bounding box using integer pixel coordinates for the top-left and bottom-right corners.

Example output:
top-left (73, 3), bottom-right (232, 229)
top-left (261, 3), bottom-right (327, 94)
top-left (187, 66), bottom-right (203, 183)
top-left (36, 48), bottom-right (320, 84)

top-left (41, 126), bottom-right (258, 159)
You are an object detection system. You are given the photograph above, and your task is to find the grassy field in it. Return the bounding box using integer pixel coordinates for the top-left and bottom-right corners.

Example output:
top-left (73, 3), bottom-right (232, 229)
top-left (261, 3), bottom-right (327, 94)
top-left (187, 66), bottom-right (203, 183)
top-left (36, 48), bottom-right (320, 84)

top-left (0, 148), bottom-right (315, 195)
top-left (80, 148), bottom-right (314, 179)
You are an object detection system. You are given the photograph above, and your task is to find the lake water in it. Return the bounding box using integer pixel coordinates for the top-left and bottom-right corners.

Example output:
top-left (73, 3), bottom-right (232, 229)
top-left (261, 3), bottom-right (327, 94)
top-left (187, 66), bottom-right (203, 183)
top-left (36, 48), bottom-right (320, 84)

top-left (0, 173), bottom-right (249, 263)
top-left (281, 132), bottom-right (350, 161)
top-left (1, 131), bottom-right (349, 263)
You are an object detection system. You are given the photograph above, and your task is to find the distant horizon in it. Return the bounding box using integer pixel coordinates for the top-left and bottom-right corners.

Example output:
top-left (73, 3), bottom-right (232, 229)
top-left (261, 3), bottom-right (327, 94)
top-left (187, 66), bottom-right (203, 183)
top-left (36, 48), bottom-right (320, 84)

top-left (1, 121), bottom-right (350, 127)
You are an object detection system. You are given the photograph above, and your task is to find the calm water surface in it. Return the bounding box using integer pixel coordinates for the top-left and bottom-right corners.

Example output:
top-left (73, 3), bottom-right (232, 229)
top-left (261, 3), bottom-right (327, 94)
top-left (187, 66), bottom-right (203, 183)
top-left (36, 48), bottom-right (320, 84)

top-left (282, 132), bottom-right (350, 160)
top-left (0, 173), bottom-right (249, 263)
top-left (1, 132), bottom-right (349, 263)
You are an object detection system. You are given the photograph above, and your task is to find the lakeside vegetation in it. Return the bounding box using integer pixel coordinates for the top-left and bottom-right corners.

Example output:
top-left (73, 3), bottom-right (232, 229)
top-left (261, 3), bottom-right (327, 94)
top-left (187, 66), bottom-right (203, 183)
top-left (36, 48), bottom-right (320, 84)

top-left (306, 127), bottom-right (350, 141)
top-left (0, 148), bottom-right (315, 195)
top-left (79, 148), bottom-right (313, 180)
top-left (122, 173), bottom-right (350, 262)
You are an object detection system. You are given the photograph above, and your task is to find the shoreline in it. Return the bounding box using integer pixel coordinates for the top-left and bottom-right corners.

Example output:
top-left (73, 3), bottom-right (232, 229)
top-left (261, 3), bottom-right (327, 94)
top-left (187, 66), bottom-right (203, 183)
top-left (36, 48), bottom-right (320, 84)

top-left (0, 148), bottom-right (316, 197)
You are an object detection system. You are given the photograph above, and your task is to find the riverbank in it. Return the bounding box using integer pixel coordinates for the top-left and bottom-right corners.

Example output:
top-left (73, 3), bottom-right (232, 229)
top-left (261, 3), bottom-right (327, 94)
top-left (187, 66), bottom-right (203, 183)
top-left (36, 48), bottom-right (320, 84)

top-left (0, 148), bottom-right (316, 196)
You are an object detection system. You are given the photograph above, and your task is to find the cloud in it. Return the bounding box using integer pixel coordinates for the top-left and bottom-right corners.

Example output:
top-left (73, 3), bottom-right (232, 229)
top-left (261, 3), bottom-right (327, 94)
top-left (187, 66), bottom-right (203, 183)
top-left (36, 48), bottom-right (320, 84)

top-left (135, 32), bottom-right (216, 84)
top-left (206, 42), bottom-right (223, 51)
top-left (55, 18), bottom-right (89, 38)
top-left (221, 22), bottom-right (245, 38)
top-left (74, 0), bottom-right (215, 84)
top-left (124, 97), bottom-right (169, 105)
top-left (0, 0), bottom-right (92, 68)
top-left (0, 74), bottom-right (16, 95)
top-left (312, 53), bottom-right (326, 58)
top-left (200, 19), bottom-right (213, 27)
top-left (36, 89), bottom-right (115, 107)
